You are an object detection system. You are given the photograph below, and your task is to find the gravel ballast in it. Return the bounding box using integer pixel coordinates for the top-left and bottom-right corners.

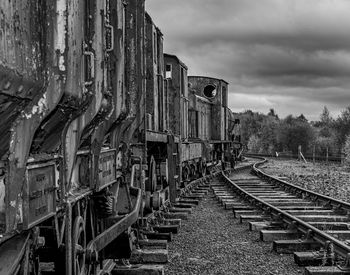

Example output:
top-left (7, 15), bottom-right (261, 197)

top-left (260, 158), bottom-right (350, 203)
top-left (165, 188), bottom-right (302, 275)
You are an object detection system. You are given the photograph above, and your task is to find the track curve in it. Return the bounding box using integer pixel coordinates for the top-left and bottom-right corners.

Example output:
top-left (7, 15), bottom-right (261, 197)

top-left (213, 157), bottom-right (350, 274)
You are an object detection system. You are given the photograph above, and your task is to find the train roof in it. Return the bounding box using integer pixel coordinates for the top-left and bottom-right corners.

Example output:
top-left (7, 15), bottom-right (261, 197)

top-left (164, 53), bottom-right (188, 70)
top-left (188, 75), bottom-right (229, 85)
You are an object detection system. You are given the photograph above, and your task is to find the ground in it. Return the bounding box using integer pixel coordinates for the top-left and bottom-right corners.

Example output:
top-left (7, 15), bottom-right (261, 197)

top-left (165, 193), bottom-right (302, 275)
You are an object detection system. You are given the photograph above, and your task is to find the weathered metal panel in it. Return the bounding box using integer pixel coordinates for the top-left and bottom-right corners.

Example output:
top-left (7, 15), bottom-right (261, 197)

top-left (181, 143), bottom-right (202, 162)
top-left (24, 162), bottom-right (56, 229)
top-left (0, 176), bottom-right (5, 232)
top-left (189, 143), bottom-right (202, 160)
top-left (145, 14), bottom-right (164, 133)
top-left (97, 150), bottom-right (117, 190)
top-left (181, 144), bottom-right (189, 162)
top-left (146, 131), bottom-right (168, 143)
top-left (188, 76), bottom-right (225, 106)
top-left (159, 36), bottom-right (166, 132)
top-left (221, 107), bottom-right (225, 140)
top-left (109, 0), bottom-right (127, 122)
top-left (145, 14), bottom-right (155, 131)
top-left (164, 54), bottom-right (189, 138)
top-left (29, 0), bottom-right (94, 154)
top-left (153, 26), bottom-right (159, 132)
top-left (125, 0), bottom-right (145, 124)
top-left (194, 98), bottom-right (211, 141)
top-left (1, 0), bottom-right (67, 233)
top-left (64, 0), bottom-right (113, 192)
top-left (87, 0), bottom-right (128, 190)
top-left (211, 104), bottom-right (221, 140)
top-left (188, 76), bottom-right (229, 141)
top-left (0, 0), bottom-right (65, 157)
top-left (0, 0), bottom-right (45, 81)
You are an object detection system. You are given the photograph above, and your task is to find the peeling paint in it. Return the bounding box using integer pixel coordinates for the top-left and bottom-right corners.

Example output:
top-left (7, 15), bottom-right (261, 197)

top-left (55, 0), bottom-right (66, 71)
top-left (22, 93), bottom-right (48, 119)
top-left (59, 55), bottom-right (65, 71)
top-left (10, 200), bottom-right (16, 208)
top-left (0, 177), bottom-right (5, 226)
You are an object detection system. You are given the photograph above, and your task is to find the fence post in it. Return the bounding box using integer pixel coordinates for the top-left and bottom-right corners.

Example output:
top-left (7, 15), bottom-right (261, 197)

top-left (298, 145), bottom-right (301, 161)
top-left (326, 147), bottom-right (329, 165)
top-left (313, 145), bottom-right (315, 165)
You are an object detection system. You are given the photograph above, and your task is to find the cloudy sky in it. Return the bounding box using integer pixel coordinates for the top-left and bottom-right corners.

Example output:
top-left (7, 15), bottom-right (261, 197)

top-left (146, 0), bottom-right (350, 120)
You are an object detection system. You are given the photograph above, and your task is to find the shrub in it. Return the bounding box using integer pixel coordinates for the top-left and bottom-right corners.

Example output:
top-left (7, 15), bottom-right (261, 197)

top-left (343, 135), bottom-right (350, 166)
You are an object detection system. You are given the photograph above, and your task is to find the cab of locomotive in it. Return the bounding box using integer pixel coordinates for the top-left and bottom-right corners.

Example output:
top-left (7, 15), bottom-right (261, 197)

top-left (187, 76), bottom-right (233, 167)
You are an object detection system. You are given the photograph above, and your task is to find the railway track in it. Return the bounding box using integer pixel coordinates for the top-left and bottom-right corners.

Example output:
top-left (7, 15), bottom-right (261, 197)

top-left (112, 164), bottom-right (226, 274)
top-left (212, 157), bottom-right (350, 275)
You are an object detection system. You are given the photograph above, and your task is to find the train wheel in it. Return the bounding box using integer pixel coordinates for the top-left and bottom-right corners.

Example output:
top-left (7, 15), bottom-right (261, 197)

top-left (182, 165), bottom-right (190, 183)
top-left (202, 161), bottom-right (207, 176)
top-left (144, 191), bottom-right (152, 212)
top-left (153, 191), bottom-right (160, 210)
top-left (190, 164), bottom-right (196, 180)
top-left (146, 156), bottom-right (157, 192)
top-left (72, 216), bottom-right (87, 275)
top-left (197, 161), bottom-right (203, 177)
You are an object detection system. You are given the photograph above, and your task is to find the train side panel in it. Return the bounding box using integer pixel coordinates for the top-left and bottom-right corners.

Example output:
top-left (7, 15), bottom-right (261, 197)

top-left (0, 0), bottom-right (66, 234)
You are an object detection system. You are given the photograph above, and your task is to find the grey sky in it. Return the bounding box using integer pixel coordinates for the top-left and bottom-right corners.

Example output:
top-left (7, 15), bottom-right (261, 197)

top-left (146, 0), bottom-right (350, 120)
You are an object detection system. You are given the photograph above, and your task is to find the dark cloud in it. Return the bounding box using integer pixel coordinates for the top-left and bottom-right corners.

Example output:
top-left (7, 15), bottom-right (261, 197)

top-left (146, 0), bottom-right (350, 120)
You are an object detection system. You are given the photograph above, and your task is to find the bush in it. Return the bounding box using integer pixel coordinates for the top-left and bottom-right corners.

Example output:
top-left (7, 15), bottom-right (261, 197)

top-left (343, 135), bottom-right (350, 166)
top-left (247, 134), bottom-right (261, 153)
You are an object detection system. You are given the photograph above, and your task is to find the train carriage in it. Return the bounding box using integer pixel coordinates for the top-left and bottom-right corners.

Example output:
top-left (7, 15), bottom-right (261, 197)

top-left (0, 1), bottom-right (144, 274)
top-left (0, 1), bottom-right (240, 274)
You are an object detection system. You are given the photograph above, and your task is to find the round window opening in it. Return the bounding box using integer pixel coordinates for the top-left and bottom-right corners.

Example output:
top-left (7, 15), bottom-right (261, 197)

top-left (203, 85), bottom-right (217, 98)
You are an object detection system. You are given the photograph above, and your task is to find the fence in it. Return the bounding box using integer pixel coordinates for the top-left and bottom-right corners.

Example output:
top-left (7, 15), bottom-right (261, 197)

top-left (246, 152), bottom-right (344, 164)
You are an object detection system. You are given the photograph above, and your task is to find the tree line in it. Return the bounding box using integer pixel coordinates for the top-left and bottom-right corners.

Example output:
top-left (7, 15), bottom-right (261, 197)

top-left (238, 106), bottom-right (350, 158)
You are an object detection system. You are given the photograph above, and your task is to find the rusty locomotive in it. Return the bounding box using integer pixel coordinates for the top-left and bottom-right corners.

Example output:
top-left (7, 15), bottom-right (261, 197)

top-left (0, 0), bottom-right (241, 274)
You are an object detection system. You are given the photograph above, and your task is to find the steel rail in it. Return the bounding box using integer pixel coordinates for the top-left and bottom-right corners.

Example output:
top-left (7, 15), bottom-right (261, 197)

top-left (253, 158), bottom-right (350, 213)
top-left (222, 161), bottom-right (350, 260)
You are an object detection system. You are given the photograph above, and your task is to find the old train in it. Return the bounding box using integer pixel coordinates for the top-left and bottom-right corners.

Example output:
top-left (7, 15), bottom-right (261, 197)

top-left (0, 0), bottom-right (241, 274)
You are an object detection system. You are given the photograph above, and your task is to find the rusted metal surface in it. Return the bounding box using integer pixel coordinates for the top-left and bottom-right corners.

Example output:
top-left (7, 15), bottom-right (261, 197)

top-left (188, 76), bottom-right (229, 141)
top-left (123, 0), bottom-right (146, 144)
top-left (164, 54), bottom-right (188, 138)
top-left (63, 0), bottom-right (111, 194)
top-left (188, 94), bottom-right (212, 140)
top-left (1, 0), bottom-right (66, 234)
top-left (96, 149), bottom-right (117, 191)
top-left (24, 162), bottom-right (56, 229)
top-left (0, 1), bottom-right (238, 272)
top-left (181, 143), bottom-right (202, 162)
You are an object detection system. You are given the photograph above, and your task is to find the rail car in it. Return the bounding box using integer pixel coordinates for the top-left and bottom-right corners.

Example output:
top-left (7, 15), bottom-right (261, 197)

top-left (0, 0), bottom-right (240, 274)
